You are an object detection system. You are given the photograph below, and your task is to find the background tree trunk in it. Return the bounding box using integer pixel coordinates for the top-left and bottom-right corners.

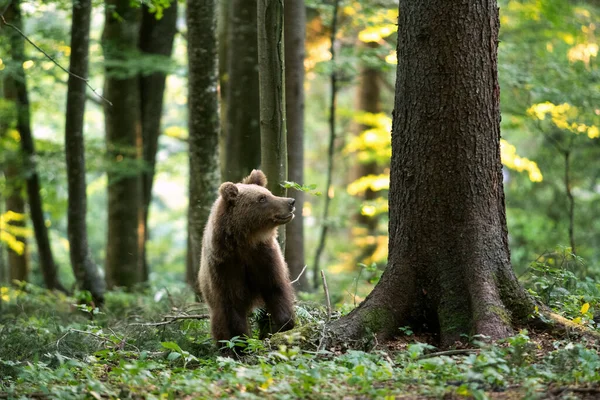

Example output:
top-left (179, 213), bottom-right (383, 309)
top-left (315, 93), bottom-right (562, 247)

top-left (327, 0), bottom-right (535, 347)
top-left (186, 0), bottom-right (221, 288)
top-left (223, 0), bottom-right (261, 182)
top-left (139, 1), bottom-right (178, 281)
top-left (65, 0), bottom-right (105, 303)
top-left (0, 88), bottom-right (28, 284)
top-left (349, 42), bottom-right (381, 232)
top-left (4, 0), bottom-right (65, 292)
top-left (257, 0), bottom-right (288, 250)
top-left (284, 0), bottom-right (308, 291)
top-left (103, 0), bottom-right (144, 289)
top-left (217, 0), bottom-right (229, 161)
top-left (4, 173), bottom-right (28, 283)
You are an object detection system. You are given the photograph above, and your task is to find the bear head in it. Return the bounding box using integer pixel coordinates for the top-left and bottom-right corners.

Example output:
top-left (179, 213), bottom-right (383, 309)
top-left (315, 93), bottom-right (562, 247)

top-left (218, 169), bottom-right (296, 235)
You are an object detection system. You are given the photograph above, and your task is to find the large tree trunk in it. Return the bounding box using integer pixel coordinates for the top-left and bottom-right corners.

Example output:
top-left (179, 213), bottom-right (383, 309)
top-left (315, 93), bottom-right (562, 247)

top-left (328, 0), bottom-right (535, 348)
top-left (65, 0), bottom-right (105, 304)
top-left (284, 0), bottom-right (308, 291)
top-left (139, 1), bottom-right (178, 281)
top-left (102, 0), bottom-right (144, 289)
top-left (4, 0), bottom-right (65, 292)
top-left (222, 0), bottom-right (261, 182)
top-left (257, 0), bottom-right (288, 251)
top-left (186, 0), bottom-right (221, 288)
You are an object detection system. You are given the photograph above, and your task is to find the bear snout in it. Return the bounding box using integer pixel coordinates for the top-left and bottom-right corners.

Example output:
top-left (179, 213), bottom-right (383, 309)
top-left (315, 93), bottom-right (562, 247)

top-left (288, 198), bottom-right (295, 210)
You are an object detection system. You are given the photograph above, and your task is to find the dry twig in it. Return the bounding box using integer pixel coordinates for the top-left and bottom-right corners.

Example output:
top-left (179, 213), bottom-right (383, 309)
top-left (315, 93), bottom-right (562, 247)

top-left (290, 265), bottom-right (308, 285)
top-left (321, 270), bottom-right (332, 322)
top-left (130, 314), bottom-right (209, 327)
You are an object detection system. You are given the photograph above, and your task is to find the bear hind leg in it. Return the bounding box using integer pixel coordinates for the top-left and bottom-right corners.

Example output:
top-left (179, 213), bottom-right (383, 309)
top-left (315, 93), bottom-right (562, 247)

top-left (210, 305), bottom-right (250, 344)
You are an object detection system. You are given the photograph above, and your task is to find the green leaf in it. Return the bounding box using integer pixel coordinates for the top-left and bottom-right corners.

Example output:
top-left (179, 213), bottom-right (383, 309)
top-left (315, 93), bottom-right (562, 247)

top-left (161, 342), bottom-right (183, 352)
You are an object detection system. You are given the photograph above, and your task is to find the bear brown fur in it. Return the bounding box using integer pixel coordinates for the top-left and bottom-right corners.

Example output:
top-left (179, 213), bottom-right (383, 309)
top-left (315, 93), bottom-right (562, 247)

top-left (198, 169), bottom-right (296, 342)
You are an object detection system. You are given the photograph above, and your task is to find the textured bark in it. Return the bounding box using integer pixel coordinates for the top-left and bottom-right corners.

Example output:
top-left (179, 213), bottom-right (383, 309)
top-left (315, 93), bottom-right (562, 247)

top-left (284, 0), bottom-right (308, 291)
top-left (223, 0), bottom-right (261, 182)
top-left (327, 0), bottom-right (535, 347)
top-left (102, 0), bottom-right (144, 289)
top-left (186, 0), bottom-right (221, 288)
top-left (65, 0), bottom-right (105, 303)
top-left (4, 0), bottom-right (65, 292)
top-left (139, 1), bottom-right (178, 281)
top-left (257, 0), bottom-right (288, 250)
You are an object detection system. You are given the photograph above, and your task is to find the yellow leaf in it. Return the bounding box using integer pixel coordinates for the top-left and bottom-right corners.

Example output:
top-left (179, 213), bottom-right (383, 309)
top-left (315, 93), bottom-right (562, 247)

top-left (572, 317), bottom-right (582, 324)
top-left (581, 303), bottom-right (590, 314)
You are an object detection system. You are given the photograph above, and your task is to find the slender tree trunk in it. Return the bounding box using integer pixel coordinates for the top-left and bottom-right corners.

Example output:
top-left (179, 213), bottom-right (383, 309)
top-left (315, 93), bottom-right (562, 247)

top-left (284, 0), bottom-right (308, 291)
top-left (564, 150), bottom-right (576, 255)
top-left (65, 0), bottom-right (105, 304)
top-left (4, 0), bottom-right (65, 292)
top-left (312, 0), bottom-right (339, 289)
top-left (327, 0), bottom-right (536, 347)
top-left (0, 89), bottom-right (27, 284)
top-left (0, 193), bottom-right (5, 285)
top-left (103, 0), bottom-right (144, 289)
top-left (223, 0), bottom-right (261, 182)
top-left (217, 0), bottom-right (229, 162)
top-left (139, 1), bottom-right (178, 281)
top-left (348, 42), bottom-right (382, 265)
top-left (4, 171), bottom-right (28, 283)
top-left (257, 0), bottom-right (287, 250)
top-left (349, 42), bottom-right (381, 232)
top-left (186, 0), bottom-right (221, 288)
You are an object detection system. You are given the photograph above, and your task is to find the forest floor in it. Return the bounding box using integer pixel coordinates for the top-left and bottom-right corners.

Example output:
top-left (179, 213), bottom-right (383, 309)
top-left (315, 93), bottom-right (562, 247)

top-left (1, 282), bottom-right (600, 399)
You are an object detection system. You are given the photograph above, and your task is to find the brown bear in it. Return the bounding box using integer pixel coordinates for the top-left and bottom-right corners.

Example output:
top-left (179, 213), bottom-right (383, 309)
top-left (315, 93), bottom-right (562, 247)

top-left (198, 169), bottom-right (296, 343)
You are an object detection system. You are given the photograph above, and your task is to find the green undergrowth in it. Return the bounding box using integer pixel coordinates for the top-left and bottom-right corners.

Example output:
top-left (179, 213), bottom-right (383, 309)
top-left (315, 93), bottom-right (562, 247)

top-left (1, 260), bottom-right (600, 399)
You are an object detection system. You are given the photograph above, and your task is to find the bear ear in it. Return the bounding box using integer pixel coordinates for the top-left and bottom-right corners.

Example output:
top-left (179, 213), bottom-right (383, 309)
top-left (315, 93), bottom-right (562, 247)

top-left (242, 169), bottom-right (267, 187)
top-left (219, 182), bottom-right (238, 203)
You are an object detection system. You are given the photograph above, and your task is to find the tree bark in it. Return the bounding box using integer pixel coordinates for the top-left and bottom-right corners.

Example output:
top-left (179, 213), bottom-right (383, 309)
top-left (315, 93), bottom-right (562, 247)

top-left (139, 1), bottom-right (178, 281)
top-left (223, 0), bottom-right (261, 182)
top-left (186, 0), bottom-right (221, 288)
top-left (327, 0), bottom-right (536, 348)
top-left (3, 0), bottom-right (65, 292)
top-left (65, 0), bottom-right (105, 304)
top-left (284, 0), bottom-right (308, 291)
top-left (102, 0), bottom-right (144, 289)
top-left (257, 0), bottom-right (287, 249)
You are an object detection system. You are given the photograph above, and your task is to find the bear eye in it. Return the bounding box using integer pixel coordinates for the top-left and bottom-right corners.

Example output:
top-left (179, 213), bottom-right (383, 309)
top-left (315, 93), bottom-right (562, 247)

top-left (259, 196), bottom-right (267, 203)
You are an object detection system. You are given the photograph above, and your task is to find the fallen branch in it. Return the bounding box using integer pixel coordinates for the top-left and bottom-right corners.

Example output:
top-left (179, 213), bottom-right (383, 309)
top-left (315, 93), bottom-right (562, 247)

top-left (0, 15), bottom-right (112, 106)
top-left (130, 314), bottom-right (209, 327)
top-left (417, 349), bottom-right (479, 360)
